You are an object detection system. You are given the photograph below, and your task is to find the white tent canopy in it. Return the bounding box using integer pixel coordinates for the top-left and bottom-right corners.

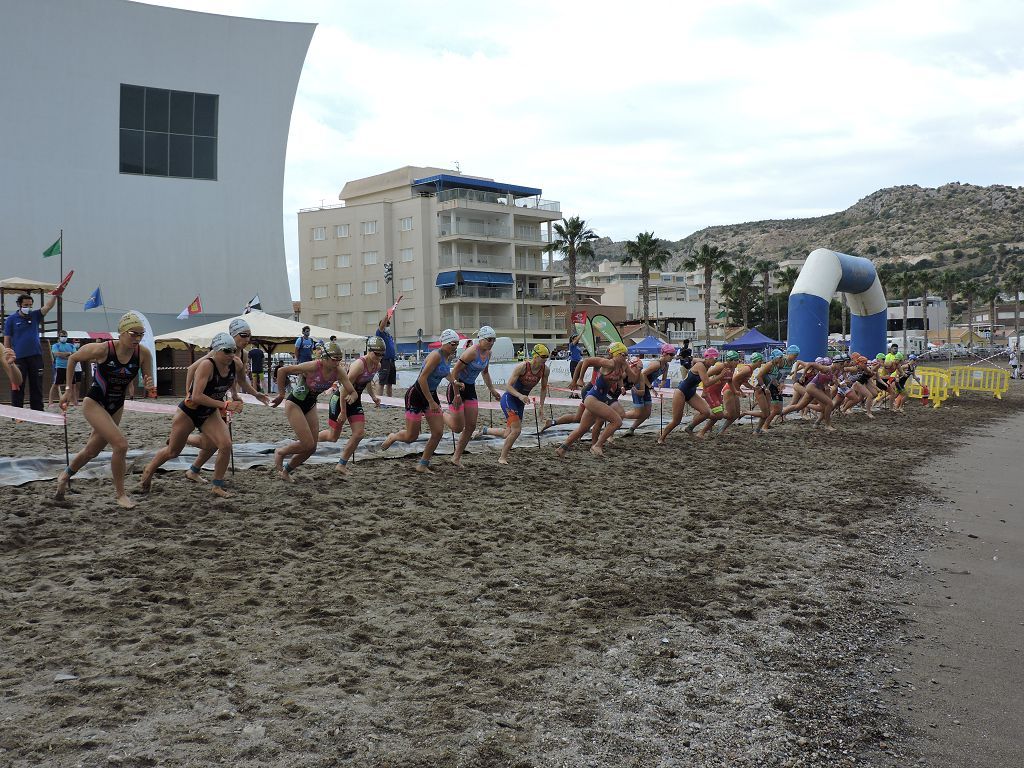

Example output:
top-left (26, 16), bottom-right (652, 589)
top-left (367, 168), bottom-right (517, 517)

top-left (153, 311), bottom-right (367, 353)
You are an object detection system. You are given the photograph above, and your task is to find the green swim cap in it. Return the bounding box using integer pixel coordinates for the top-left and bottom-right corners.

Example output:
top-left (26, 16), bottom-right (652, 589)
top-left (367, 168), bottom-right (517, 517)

top-left (875, 353), bottom-right (886, 361)
top-left (895, 352), bottom-right (905, 361)
top-left (724, 350), bottom-right (740, 362)
top-left (750, 352), bottom-right (764, 363)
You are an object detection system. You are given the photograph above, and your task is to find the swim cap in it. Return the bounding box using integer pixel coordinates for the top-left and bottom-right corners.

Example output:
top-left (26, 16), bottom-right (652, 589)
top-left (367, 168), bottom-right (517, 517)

top-left (724, 350), bottom-right (740, 362)
top-left (660, 343), bottom-right (676, 355)
top-left (908, 353), bottom-right (918, 360)
top-left (822, 356), bottom-right (833, 365)
top-left (703, 347), bottom-right (720, 359)
top-left (211, 332), bottom-right (236, 352)
top-left (440, 328), bottom-right (460, 346)
top-left (750, 352), bottom-right (765, 363)
top-left (366, 336), bottom-right (386, 353)
top-left (770, 349), bottom-right (784, 360)
top-left (875, 353), bottom-right (886, 361)
top-left (815, 356), bottom-right (828, 364)
top-left (532, 343), bottom-right (549, 357)
top-left (477, 325), bottom-right (496, 340)
top-left (118, 311), bottom-right (144, 334)
top-left (322, 341), bottom-right (343, 359)
top-left (228, 318), bottom-right (250, 337)
top-left (786, 345), bottom-right (800, 356)
top-left (628, 356), bottom-right (642, 367)
top-left (885, 354), bottom-right (897, 364)
top-left (895, 352), bottom-right (905, 361)
top-left (608, 342), bottom-right (628, 357)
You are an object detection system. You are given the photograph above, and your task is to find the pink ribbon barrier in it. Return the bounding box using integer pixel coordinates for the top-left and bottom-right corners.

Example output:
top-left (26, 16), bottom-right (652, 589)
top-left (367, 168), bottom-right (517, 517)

top-left (0, 404), bottom-right (65, 426)
top-left (123, 400), bottom-right (179, 415)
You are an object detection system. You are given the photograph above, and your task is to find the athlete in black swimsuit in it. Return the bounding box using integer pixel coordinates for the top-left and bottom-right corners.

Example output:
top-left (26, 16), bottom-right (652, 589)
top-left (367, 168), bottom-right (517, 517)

top-left (55, 312), bottom-right (154, 508)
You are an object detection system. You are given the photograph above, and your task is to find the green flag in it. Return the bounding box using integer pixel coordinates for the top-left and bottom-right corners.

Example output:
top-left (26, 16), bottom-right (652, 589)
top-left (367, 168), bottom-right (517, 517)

top-left (590, 314), bottom-right (623, 346)
top-left (43, 237), bottom-right (61, 258)
top-left (715, 309), bottom-right (727, 319)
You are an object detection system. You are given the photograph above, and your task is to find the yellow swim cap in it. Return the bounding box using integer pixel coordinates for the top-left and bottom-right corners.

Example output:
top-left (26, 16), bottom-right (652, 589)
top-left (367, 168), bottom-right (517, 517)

top-left (885, 353), bottom-right (897, 364)
top-left (118, 311), bottom-right (144, 334)
top-left (608, 342), bottom-right (628, 357)
top-left (533, 343), bottom-right (549, 357)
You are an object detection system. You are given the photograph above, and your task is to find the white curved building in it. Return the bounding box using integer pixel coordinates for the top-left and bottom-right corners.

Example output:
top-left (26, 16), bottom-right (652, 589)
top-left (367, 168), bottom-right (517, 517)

top-left (0, 0), bottom-right (314, 332)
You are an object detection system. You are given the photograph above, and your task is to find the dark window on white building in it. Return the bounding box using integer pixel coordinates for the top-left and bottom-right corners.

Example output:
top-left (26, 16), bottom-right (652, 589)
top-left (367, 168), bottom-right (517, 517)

top-left (120, 84), bottom-right (218, 180)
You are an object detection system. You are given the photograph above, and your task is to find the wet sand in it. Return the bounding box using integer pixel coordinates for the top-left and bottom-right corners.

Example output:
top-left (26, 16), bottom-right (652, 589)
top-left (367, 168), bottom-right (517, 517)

top-left (1, 388), bottom-right (1022, 766)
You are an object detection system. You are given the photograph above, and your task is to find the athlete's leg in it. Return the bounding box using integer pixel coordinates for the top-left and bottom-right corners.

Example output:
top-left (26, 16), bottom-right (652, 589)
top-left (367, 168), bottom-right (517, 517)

top-left (139, 410), bottom-right (195, 493)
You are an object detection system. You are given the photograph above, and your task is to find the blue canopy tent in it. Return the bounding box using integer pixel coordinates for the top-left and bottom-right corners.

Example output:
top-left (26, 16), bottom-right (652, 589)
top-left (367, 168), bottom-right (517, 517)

top-left (627, 335), bottom-right (670, 355)
top-left (722, 328), bottom-right (784, 351)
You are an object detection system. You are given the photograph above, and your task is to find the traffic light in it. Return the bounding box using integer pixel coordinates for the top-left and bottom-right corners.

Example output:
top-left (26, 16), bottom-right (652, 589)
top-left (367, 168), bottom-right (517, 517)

top-left (384, 262), bottom-right (394, 283)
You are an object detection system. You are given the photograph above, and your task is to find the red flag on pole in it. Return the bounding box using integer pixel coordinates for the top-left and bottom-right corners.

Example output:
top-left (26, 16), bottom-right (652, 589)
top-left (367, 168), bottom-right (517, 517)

top-left (386, 294), bottom-right (404, 320)
top-left (50, 270), bottom-right (74, 296)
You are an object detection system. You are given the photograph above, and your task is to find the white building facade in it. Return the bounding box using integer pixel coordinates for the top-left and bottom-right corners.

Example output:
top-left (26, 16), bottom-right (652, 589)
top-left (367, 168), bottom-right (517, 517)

top-left (298, 167), bottom-right (564, 350)
top-left (0, 0), bottom-right (313, 332)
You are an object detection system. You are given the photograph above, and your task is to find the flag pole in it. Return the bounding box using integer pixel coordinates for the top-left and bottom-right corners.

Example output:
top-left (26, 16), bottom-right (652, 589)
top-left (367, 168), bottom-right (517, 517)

top-left (57, 229), bottom-right (64, 332)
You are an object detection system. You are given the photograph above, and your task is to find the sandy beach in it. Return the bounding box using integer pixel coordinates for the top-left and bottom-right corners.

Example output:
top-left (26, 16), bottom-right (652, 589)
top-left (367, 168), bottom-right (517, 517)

top-left (1, 386), bottom-right (1021, 766)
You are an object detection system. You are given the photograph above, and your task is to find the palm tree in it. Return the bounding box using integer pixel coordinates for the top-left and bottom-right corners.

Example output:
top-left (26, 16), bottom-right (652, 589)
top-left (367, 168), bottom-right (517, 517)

top-left (917, 271), bottom-right (933, 351)
top-left (775, 265), bottom-right (801, 297)
top-left (889, 271), bottom-right (919, 353)
top-left (545, 216), bottom-right (597, 334)
top-left (960, 279), bottom-right (980, 352)
top-left (620, 232), bottom-right (672, 328)
top-left (979, 283), bottom-right (1002, 347)
top-left (936, 270), bottom-right (961, 346)
top-left (1003, 269), bottom-right (1024, 346)
top-left (724, 263), bottom-right (760, 330)
top-left (682, 243), bottom-right (731, 346)
top-left (753, 258), bottom-right (776, 325)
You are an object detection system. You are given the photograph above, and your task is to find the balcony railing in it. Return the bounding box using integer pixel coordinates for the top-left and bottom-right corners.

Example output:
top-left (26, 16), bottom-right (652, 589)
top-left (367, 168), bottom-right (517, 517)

top-left (436, 187), bottom-right (561, 213)
top-left (518, 316), bottom-right (556, 329)
top-left (443, 313), bottom-right (514, 329)
top-left (514, 257), bottom-right (547, 271)
top-left (669, 330), bottom-right (700, 341)
top-left (518, 290), bottom-right (555, 301)
top-left (439, 285), bottom-right (514, 301)
top-left (514, 227), bottom-right (550, 243)
top-left (439, 252), bottom-right (513, 270)
top-left (438, 222), bottom-right (511, 239)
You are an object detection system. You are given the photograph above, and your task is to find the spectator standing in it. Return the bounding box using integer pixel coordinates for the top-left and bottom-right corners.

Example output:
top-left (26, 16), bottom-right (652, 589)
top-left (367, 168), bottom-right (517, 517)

top-left (295, 326), bottom-right (315, 363)
top-left (568, 334), bottom-right (583, 380)
top-left (678, 339), bottom-right (693, 370)
top-left (4, 292), bottom-right (57, 410)
top-left (376, 315), bottom-right (397, 397)
top-left (1010, 344), bottom-right (1019, 379)
top-left (248, 345), bottom-right (265, 391)
top-left (48, 329), bottom-right (78, 407)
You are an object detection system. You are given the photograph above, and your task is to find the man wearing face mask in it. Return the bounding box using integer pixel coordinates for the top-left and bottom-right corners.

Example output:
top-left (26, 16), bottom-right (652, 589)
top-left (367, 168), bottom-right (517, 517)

top-left (295, 326), bottom-right (314, 363)
top-left (48, 329), bottom-right (79, 408)
top-left (4, 293), bottom-right (57, 410)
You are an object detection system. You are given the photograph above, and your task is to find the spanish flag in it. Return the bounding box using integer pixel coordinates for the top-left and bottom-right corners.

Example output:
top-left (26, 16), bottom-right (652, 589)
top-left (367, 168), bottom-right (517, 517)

top-left (177, 295), bottom-right (203, 320)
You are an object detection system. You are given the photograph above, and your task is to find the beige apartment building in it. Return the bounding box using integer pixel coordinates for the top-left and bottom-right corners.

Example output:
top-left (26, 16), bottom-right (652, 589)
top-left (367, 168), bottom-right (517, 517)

top-left (297, 166), bottom-right (564, 352)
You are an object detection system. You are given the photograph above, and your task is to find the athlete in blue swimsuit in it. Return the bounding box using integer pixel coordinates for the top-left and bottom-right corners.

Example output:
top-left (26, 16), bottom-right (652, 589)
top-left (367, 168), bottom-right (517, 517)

top-left (557, 342), bottom-right (636, 458)
top-left (658, 347), bottom-right (719, 444)
top-left (475, 343), bottom-right (550, 465)
top-left (381, 328), bottom-right (460, 474)
top-left (445, 326), bottom-right (502, 467)
top-left (55, 311), bottom-right (154, 508)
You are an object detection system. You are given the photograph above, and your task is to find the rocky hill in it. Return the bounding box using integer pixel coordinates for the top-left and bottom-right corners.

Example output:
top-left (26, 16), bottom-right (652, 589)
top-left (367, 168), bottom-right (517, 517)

top-left (587, 182), bottom-right (1024, 280)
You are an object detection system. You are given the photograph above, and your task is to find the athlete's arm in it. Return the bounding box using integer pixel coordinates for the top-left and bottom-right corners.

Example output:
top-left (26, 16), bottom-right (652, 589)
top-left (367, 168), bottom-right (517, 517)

top-left (189, 361), bottom-right (226, 411)
top-left (417, 352), bottom-right (442, 410)
top-left (538, 365), bottom-right (549, 410)
top-left (337, 364), bottom-right (358, 403)
top-left (139, 346), bottom-right (155, 390)
top-left (481, 364), bottom-right (501, 400)
top-left (505, 362), bottom-right (528, 402)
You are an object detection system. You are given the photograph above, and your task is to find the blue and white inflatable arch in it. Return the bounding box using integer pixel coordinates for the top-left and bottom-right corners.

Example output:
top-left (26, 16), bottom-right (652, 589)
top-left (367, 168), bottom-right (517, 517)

top-left (787, 248), bottom-right (887, 360)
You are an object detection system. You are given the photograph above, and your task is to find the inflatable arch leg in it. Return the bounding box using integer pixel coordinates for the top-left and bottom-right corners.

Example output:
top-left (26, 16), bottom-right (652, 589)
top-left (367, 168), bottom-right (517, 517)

top-left (787, 248), bottom-right (887, 360)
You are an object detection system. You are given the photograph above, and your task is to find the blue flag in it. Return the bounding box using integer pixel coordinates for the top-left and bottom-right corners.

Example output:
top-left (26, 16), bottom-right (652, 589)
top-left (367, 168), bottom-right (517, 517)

top-left (84, 286), bottom-right (103, 310)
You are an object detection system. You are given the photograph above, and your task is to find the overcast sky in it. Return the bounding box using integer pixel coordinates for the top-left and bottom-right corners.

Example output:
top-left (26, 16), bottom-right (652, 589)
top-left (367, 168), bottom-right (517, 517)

top-left (142, 0), bottom-right (1024, 298)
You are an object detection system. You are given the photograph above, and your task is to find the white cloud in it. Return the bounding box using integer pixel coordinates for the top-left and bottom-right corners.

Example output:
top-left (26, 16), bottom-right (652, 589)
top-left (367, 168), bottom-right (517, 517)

top-left (139, 0), bottom-right (1024, 295)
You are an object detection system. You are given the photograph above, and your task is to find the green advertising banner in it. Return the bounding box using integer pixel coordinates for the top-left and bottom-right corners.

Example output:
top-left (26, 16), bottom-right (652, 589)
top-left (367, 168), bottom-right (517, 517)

top-left (590, 314), bottom-right (623, 346)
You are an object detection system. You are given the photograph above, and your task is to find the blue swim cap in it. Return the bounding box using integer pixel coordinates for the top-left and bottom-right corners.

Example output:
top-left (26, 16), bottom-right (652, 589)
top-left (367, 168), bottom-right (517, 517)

top-left (770, 349), bottom-right (784, 360)
top-left (786, 345), bottom-right (800, 356)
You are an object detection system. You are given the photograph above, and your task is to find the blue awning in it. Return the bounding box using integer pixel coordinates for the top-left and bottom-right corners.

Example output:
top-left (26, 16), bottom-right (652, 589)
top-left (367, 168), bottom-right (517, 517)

top-left (461, 271), bottom-right (513, 285)
top-left (435, 270), bottom-right (459, 287)
top-left (412, 173), bottom-right (541, 198)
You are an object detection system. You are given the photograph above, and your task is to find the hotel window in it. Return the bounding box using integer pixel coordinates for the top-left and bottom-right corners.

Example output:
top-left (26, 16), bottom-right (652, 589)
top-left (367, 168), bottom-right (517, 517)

top-left (399, 217), bottom-right (413, 231)
top-left (364, 311), bottom-right (381, 328)
top-left (312, 227), bottom-right (326, 241)
top-left (400, 277), bottom-right (415, 291)
top-left (313, 313), bottom-right (329, 327)
top-left (337, 283), bottom-right (351, 297)
top-left (362, 251), bottom-right (378, 266)
top-left (119, 84), bottom-right (218, 179)
top-left (313, 285), bottom-right (328, 299)
top-left (363, 280), bottom-right (379, 295)
top-left (361, 220), bottom-right (377, 235)
top-left (400, 247), bottom-right (414, 263)
top-left (336, 254), bottom-right (351, 268)
top-left (335, 224), bottom-right (349, 238)
top-left (338, 312), bottom-right (353, 328)
top-left (312, 256), bottom-right (327, 270)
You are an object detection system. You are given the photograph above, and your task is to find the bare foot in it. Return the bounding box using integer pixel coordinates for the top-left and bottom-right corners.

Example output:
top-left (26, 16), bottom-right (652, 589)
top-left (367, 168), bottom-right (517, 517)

top-left (185, 469), bottom-right (208, 484)
top-left (449, 456), bottom-right (462, 467)
top-left (656, 435), bottom-right (666, 445)
top-left (865, 412), bottom-right (875, 419)
top-left (555, 446), bottom-right (566, 458)
top-left (415, 462), bottom-right (434, 474)
top-left (381, 433), bottom-right (397, 451)
top-left (334, 463), bottom-right (350, 478)
top-left (273, 449), bottom-right (285, 474)
top-left (823, 425), bottom-right (836, 432)
top-left (137, 473), bottom-right (152, 494)
top-left (116, 494), bottom-right (137, 509)
top-left (589, 444), bottom-right (605, 457)
top-left (210, 485), bottom-right (233, 497)
top-left (55, 470), bottom-right (70, 500)
top-left (279, 469), bottom-right (295, 483)
top-left (498, 456), bottom-right (510, 465)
